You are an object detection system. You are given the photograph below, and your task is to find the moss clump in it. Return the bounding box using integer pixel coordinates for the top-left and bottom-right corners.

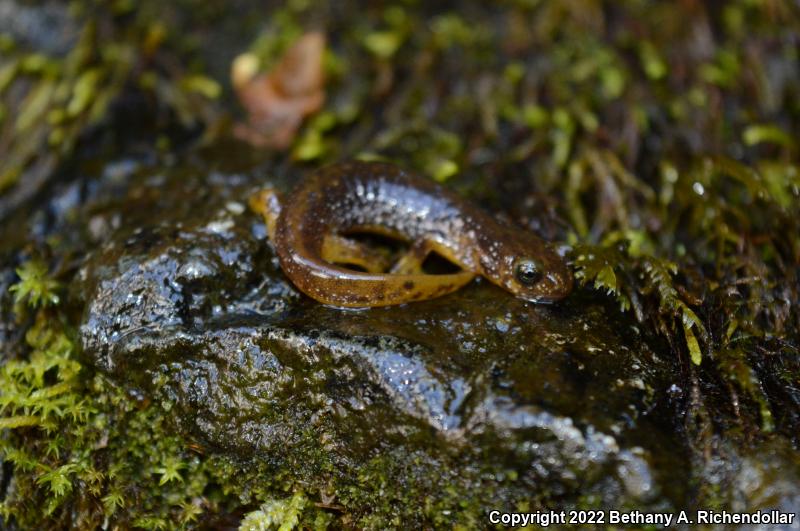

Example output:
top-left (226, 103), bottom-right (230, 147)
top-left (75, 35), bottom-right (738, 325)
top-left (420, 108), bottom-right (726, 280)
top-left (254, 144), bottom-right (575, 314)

top-left (240, 492), bottom-right (334, 531)
top-left (8, 259), bottom-right (61, 310)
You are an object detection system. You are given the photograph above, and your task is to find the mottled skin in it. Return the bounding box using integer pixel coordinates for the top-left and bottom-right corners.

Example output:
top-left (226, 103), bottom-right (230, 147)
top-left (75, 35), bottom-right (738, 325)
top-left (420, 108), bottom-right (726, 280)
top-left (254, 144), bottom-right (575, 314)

top-left (250, 161), bottom-right (572, 307)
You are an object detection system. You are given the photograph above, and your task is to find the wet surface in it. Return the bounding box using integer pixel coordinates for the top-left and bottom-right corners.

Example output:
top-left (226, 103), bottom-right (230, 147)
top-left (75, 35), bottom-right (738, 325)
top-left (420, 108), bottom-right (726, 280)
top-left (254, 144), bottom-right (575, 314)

top-left (67, 159), bottom-right (684, 510)
top-left (0, 143), bottom-right (796, 523)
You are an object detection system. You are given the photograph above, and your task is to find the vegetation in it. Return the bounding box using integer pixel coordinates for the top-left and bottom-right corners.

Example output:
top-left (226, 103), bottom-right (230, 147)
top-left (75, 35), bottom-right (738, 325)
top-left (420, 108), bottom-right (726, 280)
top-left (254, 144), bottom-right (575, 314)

top-left (2, 262), bottom-right (335, 528)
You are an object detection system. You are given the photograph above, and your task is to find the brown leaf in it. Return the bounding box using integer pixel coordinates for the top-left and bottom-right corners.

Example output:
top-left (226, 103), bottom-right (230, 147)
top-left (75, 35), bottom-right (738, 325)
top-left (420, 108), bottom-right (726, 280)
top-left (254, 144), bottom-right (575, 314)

top-left (232, 31), bottom-right (326, 148)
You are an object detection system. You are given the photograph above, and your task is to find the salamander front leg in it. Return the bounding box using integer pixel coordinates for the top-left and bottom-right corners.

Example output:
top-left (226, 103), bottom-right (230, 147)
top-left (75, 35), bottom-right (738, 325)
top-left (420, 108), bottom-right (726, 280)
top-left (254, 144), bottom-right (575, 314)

top-left (390, 239), bottom-right (433, 275)
top-left (248, 187), bottom-right (283, 241)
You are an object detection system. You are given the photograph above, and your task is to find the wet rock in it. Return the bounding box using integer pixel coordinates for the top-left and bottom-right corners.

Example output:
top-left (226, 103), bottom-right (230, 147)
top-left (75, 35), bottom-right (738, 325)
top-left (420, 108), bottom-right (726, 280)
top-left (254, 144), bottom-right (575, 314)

top-left (690, 435), bottom-right (800, 529)
top-left (0, 254), bottom-right (25, 363)
top-left (0, 1), bottom-right (77, 56)
top-left (0, 262), bottom-right (16, 362)
top-left (75, 168), bottom-right (686, 510)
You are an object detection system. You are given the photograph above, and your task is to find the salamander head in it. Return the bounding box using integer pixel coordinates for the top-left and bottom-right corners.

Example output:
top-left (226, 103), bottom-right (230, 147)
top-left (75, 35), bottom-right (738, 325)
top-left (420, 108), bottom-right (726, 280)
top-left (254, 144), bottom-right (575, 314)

top-left (477, 228), bottom-right (572, 303)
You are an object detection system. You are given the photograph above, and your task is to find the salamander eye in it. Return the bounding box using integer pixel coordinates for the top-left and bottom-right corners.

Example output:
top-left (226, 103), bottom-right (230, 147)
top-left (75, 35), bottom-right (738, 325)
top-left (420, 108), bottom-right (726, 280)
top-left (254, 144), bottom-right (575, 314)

top-left (514, 259), bottom-right (542, 286)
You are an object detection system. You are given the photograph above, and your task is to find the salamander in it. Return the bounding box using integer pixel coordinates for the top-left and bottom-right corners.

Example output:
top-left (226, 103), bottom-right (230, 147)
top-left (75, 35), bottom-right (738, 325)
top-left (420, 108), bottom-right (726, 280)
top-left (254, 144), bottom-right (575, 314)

top-left (249, 161), bottom-right (572, 307)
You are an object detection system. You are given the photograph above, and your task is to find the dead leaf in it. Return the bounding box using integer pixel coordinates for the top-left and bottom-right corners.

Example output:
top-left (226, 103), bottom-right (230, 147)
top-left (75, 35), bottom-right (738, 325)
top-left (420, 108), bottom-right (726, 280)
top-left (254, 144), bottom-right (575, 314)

top-left (232, 31), bottom-right (326, 148)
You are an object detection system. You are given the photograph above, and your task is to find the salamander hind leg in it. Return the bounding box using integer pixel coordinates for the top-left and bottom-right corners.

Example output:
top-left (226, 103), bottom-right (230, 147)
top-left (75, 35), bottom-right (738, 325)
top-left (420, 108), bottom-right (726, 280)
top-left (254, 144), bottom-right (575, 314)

top-left (248, 187), bottom-right (283, 241)
top-left (321, 235), bottom-right (394, 273)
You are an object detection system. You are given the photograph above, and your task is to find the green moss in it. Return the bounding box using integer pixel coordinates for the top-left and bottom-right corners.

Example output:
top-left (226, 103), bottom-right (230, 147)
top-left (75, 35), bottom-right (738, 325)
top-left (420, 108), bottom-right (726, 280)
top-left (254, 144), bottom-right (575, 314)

top-left (9, 259), bottom-right (60, 309)
top-left (240, 492), bottom-right (332, 531)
